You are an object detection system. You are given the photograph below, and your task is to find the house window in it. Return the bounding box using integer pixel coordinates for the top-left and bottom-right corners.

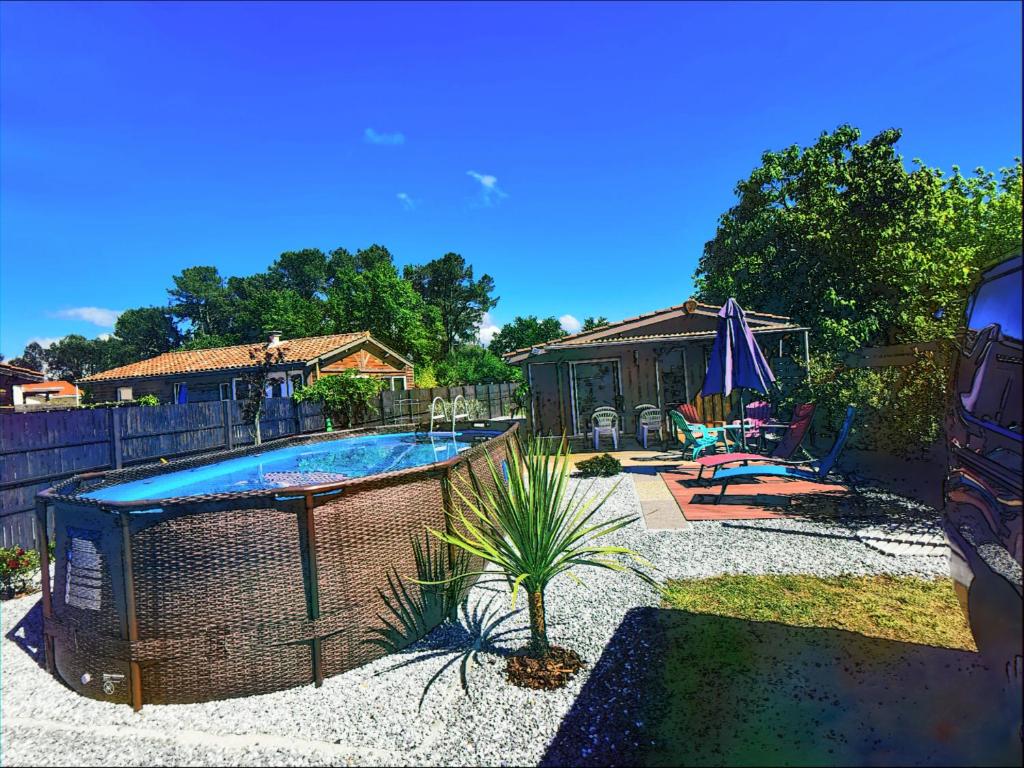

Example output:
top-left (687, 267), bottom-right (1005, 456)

top-left (116, 386), bottom-right (133, 402)
top-left (172, 382), bottom-right (188, 404)
top-left (233, 378), bottom-right (249, 401)
top-left (219, 382), bottom-right (231, 401)
top-left (390, 376), bottom-right (407, 391)
top-left (290, 373), bottom-right (304, 393)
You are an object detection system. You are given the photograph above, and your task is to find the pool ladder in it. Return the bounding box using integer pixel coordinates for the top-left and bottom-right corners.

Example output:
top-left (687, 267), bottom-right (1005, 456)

top-left (429, 395), bottom-right (470, 441)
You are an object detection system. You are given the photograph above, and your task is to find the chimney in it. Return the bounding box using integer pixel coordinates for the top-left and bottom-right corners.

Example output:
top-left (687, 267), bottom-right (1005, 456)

top-left (267, 331), bottom-right (283, 347)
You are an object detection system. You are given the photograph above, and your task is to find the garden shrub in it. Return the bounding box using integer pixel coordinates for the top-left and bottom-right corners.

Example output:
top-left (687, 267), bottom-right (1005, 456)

top-left (575, 453), bottom-right (623, 477)
top-left (780, 349), bottom-right (952, 457)
top-left (293, 370), bottom-right (383, 428)
top-left (1, 546), bottom-right (40, 598)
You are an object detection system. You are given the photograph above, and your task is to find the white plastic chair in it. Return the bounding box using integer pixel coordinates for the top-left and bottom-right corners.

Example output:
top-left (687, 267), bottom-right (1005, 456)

top-left (633, 403), bottom-right (657, 439)
top-left (591, 410), bottom-right (620, 451)
top-left (636, 407), bottom-right (663, 449)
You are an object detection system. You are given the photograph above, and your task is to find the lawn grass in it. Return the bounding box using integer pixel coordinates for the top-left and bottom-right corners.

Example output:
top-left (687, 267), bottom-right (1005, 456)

top-left (661, 573), bottom-right (976, 651)
top-left (543, 575), bottom-right (1020, 766)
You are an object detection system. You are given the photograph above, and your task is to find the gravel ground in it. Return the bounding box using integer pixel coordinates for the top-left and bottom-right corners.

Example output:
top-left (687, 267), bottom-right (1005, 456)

top-left (1, 475), bottom-right (958, 767)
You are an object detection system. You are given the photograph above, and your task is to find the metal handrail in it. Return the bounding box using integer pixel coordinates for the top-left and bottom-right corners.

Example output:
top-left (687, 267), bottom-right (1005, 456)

top-left (430, 397), bottom-right (448, 430)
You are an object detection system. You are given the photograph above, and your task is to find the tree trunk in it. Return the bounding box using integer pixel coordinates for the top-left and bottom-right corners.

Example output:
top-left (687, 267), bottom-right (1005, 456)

top-left (527, 589), bottom-right (550, 656)
top-left (253, 406), bottom-right (262, 446)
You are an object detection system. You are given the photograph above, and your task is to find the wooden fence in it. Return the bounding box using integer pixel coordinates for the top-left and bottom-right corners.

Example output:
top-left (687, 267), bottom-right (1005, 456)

top-left (0, 382), bottom-right (519, 549)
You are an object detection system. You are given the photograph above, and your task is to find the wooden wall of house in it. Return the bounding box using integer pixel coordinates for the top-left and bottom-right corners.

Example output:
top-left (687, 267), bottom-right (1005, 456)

top-left (524, 345), bottom-right (664, 436)
top-left (319, 348), bottom-right (414, 388)
top-left (522, 335), bottom-right (794, 436)
top-left (83, 369), bottom-right (304, 405)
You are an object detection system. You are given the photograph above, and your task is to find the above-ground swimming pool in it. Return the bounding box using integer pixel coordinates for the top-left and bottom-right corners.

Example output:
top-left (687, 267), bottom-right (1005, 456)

top-left (83, 430), bottom-right (500, 502)
top-left (37, 422), bottom-right (515, 708)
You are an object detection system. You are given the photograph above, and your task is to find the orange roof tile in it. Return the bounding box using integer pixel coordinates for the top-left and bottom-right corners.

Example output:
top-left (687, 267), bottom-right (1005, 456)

top-left (80, 333), bottom-right (370, 382)
top-left (21, 380), bottom-right (80, 396)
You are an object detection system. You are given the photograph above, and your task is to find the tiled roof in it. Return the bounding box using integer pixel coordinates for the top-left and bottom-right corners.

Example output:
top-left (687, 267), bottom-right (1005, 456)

top-left (502, 300), bottom-right (799, 359)
top-left (21, 380), bottom-right (80, 396)
top-left (530, 324), bottom-right (805, 349)
top-left (0, 362), bottom-right (46, 381)
top-left (80, 333), bottom-right (370, 382)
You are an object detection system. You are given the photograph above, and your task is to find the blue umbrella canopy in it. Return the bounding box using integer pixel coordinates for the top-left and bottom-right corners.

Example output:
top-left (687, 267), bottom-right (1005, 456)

top-left (701, 298), bottom-right (776, 447)
top-left (702, 298), bottom-right (776, 397)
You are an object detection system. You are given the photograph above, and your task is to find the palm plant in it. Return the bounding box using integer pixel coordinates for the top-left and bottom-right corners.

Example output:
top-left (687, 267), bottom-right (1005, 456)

top-left (430, 435), bottom-right (654, 658)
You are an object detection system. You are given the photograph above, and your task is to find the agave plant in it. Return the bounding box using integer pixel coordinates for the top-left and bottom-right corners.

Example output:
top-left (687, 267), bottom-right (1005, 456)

top-left (430, 435), bottom-right (654, 658)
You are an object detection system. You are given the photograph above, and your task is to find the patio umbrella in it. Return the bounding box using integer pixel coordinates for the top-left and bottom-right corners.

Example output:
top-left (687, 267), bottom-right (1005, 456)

top-left (700, 298), bottom-right (776, 449)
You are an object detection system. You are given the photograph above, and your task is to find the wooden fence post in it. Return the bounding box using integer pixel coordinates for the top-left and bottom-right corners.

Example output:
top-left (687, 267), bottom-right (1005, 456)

top-left (110, 407), bottom-right (123, 470)
top-left (223, 400), bottom-right (234, 449)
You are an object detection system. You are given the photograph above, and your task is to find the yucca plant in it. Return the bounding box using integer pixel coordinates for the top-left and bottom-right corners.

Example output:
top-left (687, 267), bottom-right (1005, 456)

top-left (366, 533), bottom-right (471, 654)
top-left (430, 435), bottom-right (654, 660)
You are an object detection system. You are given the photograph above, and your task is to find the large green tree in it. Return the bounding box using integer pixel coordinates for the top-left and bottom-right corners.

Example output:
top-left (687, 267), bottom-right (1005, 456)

top-left (404, 253), bottom-right (498, 355)
top-left (168, 266), bottom-right (232, 338)
top-left (326, 245), bottom-right (444, 362)
top-left (433, 345), bottom-right (524, 386)
top-left (268, 248), bottom-right (330, 300)
top-left (44, 334), bottom-right (131, 381)
top-left (489, 315), bottom-right (567, 357)
top-left (8, 341), bottom-right (47, 372)
top-left (694, 125), bottom-right (1022, 450)
top-left (695, 126), bottom-right (1021, 351)
top-left (114, 307), bottom-right (183, 360)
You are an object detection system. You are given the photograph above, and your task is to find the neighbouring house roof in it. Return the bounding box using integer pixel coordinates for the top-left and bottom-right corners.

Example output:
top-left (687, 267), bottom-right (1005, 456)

top-left (503, 300), bottom-right (805, 363)
top-left (0, 362), bottom-right (46, 382)
top-left (21, 380), bottom-right (80, 397)
top-left (80, 332), bottom-right (413, 383)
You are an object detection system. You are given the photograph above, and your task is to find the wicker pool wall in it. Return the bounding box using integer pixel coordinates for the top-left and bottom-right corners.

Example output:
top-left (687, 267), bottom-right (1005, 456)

top-left (36, 422), bottom-right (516, 708)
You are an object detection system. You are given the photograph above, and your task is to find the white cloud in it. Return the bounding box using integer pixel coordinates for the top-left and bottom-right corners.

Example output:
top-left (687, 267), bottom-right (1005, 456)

top-left (467, 170), bottom-right (508, 206)
top-left (396, 192), bottom-right (418, 211)
top-left (97, 333), bottom-right (112, 341)
top-left (477, 311), bottom-right (501, 347)
top-left (364, 128), bottom-right (405, 146)
top-left (559, 314), bottom-right (582, 334)
top-left (55, 307), bottom-right (122, 327)
top-left (26, 336), bottom-right (62, 349)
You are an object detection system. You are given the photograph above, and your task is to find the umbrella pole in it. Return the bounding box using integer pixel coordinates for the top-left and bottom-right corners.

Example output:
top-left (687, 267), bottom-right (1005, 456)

top-left (740, 389), bottom-right (747, 451)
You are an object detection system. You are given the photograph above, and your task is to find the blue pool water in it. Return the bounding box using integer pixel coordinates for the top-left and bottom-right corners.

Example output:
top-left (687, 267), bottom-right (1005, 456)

top-left (83, 431), bottom-right (500, 503)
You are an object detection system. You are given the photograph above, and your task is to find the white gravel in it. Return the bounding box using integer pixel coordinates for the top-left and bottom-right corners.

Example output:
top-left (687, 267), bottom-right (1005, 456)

top-left (1, 475), bottom-right (954, 767)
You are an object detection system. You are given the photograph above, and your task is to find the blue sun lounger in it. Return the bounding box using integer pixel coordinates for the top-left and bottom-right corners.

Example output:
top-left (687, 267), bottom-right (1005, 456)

top-left (712, 406), bottom-right (856, 504)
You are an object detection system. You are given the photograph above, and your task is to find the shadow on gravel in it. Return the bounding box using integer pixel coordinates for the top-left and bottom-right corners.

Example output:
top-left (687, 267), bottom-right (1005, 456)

top-left (373, 593), bottom-right (527, 709)
top-left (542, 607), bottom-right (1022, 767)
top-left (4, 598), bottom-right (45, 668)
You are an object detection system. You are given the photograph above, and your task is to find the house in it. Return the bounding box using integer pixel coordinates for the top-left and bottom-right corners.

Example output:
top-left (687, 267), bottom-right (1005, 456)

top-left (0, 362), bottom-right (46, 408)
top-left (502, 299), bottom-right (809, 436)
top-left (79, 332), bottom-right (414, 404)
top-left (17, 380), bottom-right (81, 407)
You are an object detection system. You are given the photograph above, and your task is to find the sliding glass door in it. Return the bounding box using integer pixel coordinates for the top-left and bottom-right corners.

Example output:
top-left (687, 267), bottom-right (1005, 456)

top-left (570, 360), bottom-right (621, 435)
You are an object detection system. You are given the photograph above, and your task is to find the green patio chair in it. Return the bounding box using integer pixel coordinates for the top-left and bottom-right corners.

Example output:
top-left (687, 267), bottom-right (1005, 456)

top-left (668, 409), bottom-right (734, 460)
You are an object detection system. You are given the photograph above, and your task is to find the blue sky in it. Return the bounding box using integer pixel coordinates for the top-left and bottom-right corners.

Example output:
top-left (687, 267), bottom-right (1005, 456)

top-left (1, 1), bottom-right (1021, 354)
